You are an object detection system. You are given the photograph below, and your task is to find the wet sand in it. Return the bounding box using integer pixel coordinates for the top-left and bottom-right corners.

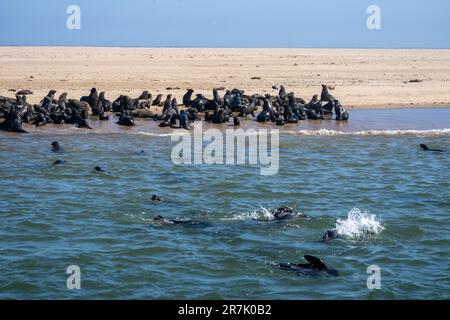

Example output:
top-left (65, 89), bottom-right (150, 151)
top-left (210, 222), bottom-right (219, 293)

top-left (1, 47), bottom-right (450, 109)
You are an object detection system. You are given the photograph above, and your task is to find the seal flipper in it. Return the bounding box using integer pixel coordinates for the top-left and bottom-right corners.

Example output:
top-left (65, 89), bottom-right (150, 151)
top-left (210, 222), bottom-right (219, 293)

top-left (304, 255), bottom-right (328, 271)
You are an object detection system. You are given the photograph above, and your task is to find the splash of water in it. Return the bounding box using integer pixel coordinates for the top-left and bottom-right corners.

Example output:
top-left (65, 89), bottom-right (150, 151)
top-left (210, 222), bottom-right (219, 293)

top-left (335, 208), bottom-right (384, 239)
top-left (230, 204), bottom-right (302, 221)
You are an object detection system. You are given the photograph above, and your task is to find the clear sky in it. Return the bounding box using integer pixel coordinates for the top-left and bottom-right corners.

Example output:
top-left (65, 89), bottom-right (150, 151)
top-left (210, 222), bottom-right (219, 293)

top-left (0, 0), bottom-right (449, 48)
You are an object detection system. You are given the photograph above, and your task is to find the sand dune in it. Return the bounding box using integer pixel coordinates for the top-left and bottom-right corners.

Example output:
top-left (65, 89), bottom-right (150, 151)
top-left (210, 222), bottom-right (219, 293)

top-left (0, 47), bottom-right (449, 108)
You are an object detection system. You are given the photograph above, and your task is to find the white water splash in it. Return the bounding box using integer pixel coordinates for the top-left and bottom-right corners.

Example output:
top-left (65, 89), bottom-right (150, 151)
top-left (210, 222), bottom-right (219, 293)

top-left (230, 204), bottom-right (303, 221)
top-left (287, 128), bottom-right (450, 136)
top-left (335, 208), bottom-right (384, 239)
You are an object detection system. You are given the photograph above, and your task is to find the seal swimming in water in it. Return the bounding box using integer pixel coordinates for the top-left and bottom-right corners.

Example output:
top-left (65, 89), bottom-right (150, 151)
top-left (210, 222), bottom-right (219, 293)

top-left (51, 141), bottom-right (62, 152)
top-left (321, 229), bottom-right (339, 241)
top-left (276, 255), bottom-right (338, 276)
top-left (151, 195), bottom-right (161, 202)
top-left (52, 159), bottom-right (66, 166)
top-left (154, 215), bottom-right (209, 227)
top-left (94, 166), bottom-right (105, 172)
top-left (420, 144), bottom-right (444, 152)
top-left (271, 207), bottom-right (295, 220)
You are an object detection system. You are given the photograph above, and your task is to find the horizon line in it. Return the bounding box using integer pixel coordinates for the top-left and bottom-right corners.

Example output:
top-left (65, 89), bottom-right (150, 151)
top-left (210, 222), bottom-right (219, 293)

top-left (1, 44), bottom-right (450, 50)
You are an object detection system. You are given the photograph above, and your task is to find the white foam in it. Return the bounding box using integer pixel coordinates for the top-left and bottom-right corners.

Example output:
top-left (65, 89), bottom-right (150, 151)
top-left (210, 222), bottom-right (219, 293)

top-left (335, 208), bottom-right (385, 239)
top-left (133, 131), bottom-right (191, 137)
top-left (288, 128), bottom-right (450, 136)
top-left (230, 204), bottom-right (302, 221)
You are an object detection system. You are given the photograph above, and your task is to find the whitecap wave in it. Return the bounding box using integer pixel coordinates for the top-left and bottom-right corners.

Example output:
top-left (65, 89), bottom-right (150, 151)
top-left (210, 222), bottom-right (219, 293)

top-left (286, 128), bottom-right (450, 136)
top-left (335, 208), bottom-right (384, 239)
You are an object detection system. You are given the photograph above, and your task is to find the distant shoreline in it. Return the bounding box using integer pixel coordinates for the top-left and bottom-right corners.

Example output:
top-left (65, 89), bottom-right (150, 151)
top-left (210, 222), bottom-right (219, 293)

top-left (1, 45), bottom-right (450, 50)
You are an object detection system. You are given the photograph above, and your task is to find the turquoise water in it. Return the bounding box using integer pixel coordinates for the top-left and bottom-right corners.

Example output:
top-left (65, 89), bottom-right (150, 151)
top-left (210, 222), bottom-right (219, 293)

top-left (0, 108), bottom-right (449, 299)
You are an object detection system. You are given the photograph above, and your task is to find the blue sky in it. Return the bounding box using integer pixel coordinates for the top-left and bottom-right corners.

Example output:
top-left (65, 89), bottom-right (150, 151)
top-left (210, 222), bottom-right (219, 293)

top-left (0, 0), bottom-right (449, 48)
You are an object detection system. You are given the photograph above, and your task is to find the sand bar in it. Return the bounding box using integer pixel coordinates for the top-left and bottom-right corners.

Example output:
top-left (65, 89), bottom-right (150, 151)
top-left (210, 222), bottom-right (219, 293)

top-left (1, 47), bottom-right (449, 108)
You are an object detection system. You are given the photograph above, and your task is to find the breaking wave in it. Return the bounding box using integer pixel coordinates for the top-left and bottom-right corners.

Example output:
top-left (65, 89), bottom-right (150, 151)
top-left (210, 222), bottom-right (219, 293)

top-left (132, 131), bottom-right (190, 137)
top-left (281, 128), bottom-right (450, 136)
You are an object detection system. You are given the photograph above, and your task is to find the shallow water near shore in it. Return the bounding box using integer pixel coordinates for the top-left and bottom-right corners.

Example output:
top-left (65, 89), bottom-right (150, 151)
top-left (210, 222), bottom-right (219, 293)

top-left (0, 108), bottom-right (449, 299)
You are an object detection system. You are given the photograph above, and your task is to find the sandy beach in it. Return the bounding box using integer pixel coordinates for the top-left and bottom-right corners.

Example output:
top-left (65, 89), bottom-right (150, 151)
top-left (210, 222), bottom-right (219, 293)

top-left (0, 47), bottom-right (450, 109)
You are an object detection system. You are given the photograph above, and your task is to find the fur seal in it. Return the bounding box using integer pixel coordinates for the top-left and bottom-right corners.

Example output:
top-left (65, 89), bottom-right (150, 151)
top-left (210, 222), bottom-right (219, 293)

top-left (322, 229), bottom-right (339, 241)
top-left (117, 111), bottom-right (135, 126)
top-left (152, 94), bottom-right (163, 106)
top-left (94, 166), bottom-right (105, 172)
top-left (98, 92), bottom-right (112, 112)
top-left (81, 88), bottom-right (99, 114)
top-left (183, 89), bottom-right (194, 107)
top-left (154, 215), bottom-right (209, 227)
top-left (213, 88), bottom-right (223, 106)
top-left (52, 160), bottom-right (66, 166)
top-left (276, 255), bottom-right (338, 276)
top-left (179, 110), bottom-right (189, 129)
top-left (138, 90), bottom-right (150, 100)
top-left (271, 207), bottom-right (295, 220)
top-left (320, 84), bottom-right (335, 102)
top-left (41, 90), bottom-right (57, 104)
top-left (256, 99), bottom-right (275, 123)
top-left (51, 141), bottom-right (62, 152)
top-left (162, 94), bottom-right (172, 112)
top-left (420, 144), bottom-right (444, 152)
top-left (0, 107), bottom-right (28, 133)
top-left (279, 85), bottom-right (286, 99)
top-left (151, 195), bottom-right (161, 202)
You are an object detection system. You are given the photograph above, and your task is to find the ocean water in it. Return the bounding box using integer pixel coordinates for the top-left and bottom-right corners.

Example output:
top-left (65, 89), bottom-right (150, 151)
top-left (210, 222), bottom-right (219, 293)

top-left (0, 108), bottom-right (449, 299)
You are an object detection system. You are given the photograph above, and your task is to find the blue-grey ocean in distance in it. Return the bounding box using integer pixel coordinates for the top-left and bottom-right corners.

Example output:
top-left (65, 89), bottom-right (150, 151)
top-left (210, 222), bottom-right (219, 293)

top-left (0, 108), bottom-right (449, 299)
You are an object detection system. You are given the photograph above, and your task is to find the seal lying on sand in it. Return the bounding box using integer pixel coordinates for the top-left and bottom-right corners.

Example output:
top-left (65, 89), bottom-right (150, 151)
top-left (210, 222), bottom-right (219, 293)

top-left (276, 255), bottom-right (338, 276)
top-left (420, 144), bottom-right (444, 152)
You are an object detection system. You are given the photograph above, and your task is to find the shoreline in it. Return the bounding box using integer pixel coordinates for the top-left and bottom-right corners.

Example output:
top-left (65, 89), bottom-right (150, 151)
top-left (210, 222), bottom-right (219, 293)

top-left (349, 103), bottom-right (450, 110)
top-left (1, 47), bottom-right (450, 109)
top-left (2, 108), bottom-right (448, 137)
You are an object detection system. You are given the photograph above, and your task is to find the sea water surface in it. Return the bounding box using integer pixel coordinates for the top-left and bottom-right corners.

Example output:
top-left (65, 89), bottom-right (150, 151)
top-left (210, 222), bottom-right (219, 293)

top-left (0, 108), bottom-right (449, 299)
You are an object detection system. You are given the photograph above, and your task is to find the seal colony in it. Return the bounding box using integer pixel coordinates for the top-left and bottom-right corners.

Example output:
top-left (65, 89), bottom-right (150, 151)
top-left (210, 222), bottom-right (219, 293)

top-left (0, 84), bottom-right (349, 133)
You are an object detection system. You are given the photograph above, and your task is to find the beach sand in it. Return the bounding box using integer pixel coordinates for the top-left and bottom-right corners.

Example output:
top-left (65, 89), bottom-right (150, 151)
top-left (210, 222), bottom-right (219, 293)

top-left (0, 47), bottom-right (449, 108)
